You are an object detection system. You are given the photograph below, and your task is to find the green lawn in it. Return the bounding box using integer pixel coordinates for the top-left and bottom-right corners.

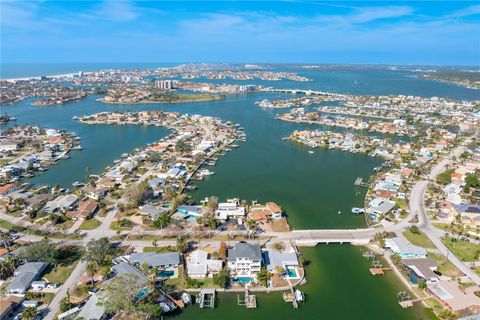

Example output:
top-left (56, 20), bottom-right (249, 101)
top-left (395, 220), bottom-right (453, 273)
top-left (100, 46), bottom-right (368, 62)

top-left (442, 237), bottom-right (480, 262)
top-left (432, 222), bottom-right (449, 231)
top-left (403, 230), bottom-right (436, 249)
top-left (427, 252), bottom-right (464, 277)
top-left (143, 246), bottom-right (177, 253)
top-left (79, 218), bottom-right (101, 230)
top-left (43, 265), bottom-right (74, 284)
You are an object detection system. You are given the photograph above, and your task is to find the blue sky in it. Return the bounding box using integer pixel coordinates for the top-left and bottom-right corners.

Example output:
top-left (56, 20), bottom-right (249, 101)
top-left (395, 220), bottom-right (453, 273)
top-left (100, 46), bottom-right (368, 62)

top-left (1, 1), bottom-right (479, 65)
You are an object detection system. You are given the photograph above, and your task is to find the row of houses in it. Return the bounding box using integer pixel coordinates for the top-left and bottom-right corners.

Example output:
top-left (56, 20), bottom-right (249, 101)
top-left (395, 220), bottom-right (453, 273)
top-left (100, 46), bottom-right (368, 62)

top-left (384, 235), bottom-right (480, 314)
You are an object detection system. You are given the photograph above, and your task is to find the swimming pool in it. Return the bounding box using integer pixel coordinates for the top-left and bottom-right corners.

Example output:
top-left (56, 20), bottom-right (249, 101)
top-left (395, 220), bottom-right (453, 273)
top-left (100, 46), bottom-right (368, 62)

top-left (236, 277), bottom-right (254, 283)
top-left (134, 288), bottom-right (150, 302)
top-left (285, 266), bottom-right (299, 279)
top-left (157, 270), bottom-right (175, 278)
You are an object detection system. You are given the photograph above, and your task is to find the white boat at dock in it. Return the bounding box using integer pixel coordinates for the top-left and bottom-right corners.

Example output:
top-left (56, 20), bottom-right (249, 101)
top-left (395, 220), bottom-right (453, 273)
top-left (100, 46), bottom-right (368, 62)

top-left (181, 292), bottom-right (192, 304)
top-left (351, 207), bottom-right (365, 214)
top-left (72, 181), bottom-right (85, 187)
top-left (295, 290), bottom-right (304, 302)
top-left (200, 169), bottom-right (215, 176)
top-left (121, 153), bottom-right (129, 158)
top-left (73, 145), bottom-right (83, 150)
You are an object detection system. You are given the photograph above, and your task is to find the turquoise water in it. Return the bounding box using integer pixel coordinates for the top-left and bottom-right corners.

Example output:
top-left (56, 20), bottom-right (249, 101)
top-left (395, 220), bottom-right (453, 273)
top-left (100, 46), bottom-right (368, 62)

top-left (235, 277), bottom-right (254, 283)
top-left (286, 266), bottom-right (298, 278)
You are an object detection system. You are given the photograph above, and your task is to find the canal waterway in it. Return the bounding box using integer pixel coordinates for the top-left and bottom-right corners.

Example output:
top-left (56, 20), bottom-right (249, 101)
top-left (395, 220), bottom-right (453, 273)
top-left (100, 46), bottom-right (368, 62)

top-left (2, 65), bottom-right (478, 319)
top-left (172, 245), bottom-right (429, 320)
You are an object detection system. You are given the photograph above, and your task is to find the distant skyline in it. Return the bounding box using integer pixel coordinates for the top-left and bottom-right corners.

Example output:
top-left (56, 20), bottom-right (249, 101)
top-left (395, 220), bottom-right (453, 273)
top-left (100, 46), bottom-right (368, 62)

top-left (1, 1), bottom-right (480, 66)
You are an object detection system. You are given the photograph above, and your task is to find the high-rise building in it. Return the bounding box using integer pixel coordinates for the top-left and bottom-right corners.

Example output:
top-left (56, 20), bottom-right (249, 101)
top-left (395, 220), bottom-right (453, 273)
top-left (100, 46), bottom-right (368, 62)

top-left (154, 80), bottom-right (177, 90)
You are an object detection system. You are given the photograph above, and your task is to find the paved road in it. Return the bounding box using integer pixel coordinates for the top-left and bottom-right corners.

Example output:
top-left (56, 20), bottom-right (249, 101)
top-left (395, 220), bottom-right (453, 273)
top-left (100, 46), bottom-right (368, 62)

top-left (43, 207), bottom-right (119, 320)
top-left (409, 146), bottom-right (480, 285)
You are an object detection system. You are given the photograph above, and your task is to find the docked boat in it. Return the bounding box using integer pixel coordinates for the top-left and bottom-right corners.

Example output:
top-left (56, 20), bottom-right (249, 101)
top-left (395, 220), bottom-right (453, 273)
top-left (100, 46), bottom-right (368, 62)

top-left (181, 292), bottom-right (192, 305)
top-left (295, 290), bottom-right (304, 302)
top-left (200, 169), bottom-right (215, 176)
top-left (73, 145), bottom-right (83, 150)
top-left (72, 181), bottom-right (85, 188)
top-left (351, 207), bottom-right (365, 214)
top-left (121, 153), bottom-right (129, 158)
top-left (72, 116), bottom-right (79, 120)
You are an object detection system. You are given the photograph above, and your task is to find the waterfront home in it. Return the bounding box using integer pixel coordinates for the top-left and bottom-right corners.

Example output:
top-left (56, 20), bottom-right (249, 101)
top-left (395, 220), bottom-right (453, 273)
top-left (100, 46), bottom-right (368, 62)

top-left (81, 186), bottom-right (109, 200)
top-left (95, 177), bottom-right (118, 189)
top-left (427, 280), bottom-right (480, 313)
top-left (6, 262), bottom-right (48, 294)
top-left (128, 252), bottom-right (180, 269)
top-left (43, 194), bottom-right (78, 213)
top-left (139, 204), bottom-right (167, 220)
top-left (110, 262), bottom-right (148, 286)
top-left (215, 199), bottom-right (246, 221)
top-left (177, 204), bottom-right (204, 217)
top-left (264, 250), bottom-right (300, 278)
top-left (192, 140), bottom-right (217, 155)
top-left (402, 258), bottom-right (439, 282)
top-left (385, 236), bottom-right (427, 259)
top-left (187, 249), bottom-right (223, 279)
top-left (227, 242), bottom-right (262, 279)
top-left (368, 198), bottom-right (396, 221)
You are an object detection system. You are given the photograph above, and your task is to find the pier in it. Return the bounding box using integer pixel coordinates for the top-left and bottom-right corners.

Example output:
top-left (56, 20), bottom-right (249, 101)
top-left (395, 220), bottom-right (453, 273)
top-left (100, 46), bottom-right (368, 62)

top-left (238, 288), bottom-right (257, 309)
top-left (198, 289), bottom-right (216, 309)
top-left (398, 297), bottom-right (426, 309)
top-left (354, 177), bottom-right (370, 187)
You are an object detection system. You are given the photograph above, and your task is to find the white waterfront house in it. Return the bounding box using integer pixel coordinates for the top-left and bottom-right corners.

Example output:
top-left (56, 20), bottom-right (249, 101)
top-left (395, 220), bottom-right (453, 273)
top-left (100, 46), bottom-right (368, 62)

top-left (215, 199), bottom-right (246, 221)
top-left (227, 242), bottom-right (262, 278)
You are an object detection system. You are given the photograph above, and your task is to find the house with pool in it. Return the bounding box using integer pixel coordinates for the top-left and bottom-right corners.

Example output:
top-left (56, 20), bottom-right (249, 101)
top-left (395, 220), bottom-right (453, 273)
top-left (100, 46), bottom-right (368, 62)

top-left (116, 252), bottom-right (181, 281)
top-left (227, 242), bottom-right (262, 283)
top-left (264, 250), bottom-right (300, 279)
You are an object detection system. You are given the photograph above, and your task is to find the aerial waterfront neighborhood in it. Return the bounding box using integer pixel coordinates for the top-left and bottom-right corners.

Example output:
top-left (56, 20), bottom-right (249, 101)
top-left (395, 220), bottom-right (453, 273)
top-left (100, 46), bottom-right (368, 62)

top-left (0, 62), bottom-right (479, 320)
top-left (1, 1), bottom-right (480, 320)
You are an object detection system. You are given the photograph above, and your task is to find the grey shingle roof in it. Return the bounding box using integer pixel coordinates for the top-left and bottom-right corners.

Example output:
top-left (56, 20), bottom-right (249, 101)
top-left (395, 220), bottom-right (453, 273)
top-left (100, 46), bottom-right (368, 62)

top-left (228, 242), bottom-right (262, 261)
top-left (129, 252), bottom-right (180, 267)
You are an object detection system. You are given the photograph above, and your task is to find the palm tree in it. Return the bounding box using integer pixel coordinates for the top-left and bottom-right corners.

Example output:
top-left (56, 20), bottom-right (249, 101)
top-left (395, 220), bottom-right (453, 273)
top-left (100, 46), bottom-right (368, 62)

top-left (86, 262), bottom-right (97, 286)
top-left (152, 240), bottom-right (158, 253)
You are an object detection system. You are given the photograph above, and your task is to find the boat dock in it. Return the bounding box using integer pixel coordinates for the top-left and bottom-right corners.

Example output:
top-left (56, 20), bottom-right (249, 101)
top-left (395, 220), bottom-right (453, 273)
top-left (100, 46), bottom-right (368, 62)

top-left (198, 289), bottom-right (215, 309)
top-left (369, 268), bottom-right (392, 275)
top-left (238, 288), bottom-right (257, 309)
top-left (398, 297), bottom-right (426, 309)
top-left (354, 177), bottom-right (370, 187)
top-left (283, 280), bottom-right (299, 309)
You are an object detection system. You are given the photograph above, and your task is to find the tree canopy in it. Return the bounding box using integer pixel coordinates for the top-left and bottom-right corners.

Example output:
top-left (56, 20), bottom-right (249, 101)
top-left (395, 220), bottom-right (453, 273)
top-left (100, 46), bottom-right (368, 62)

top-left (83, 237), bottom-right (114, 267)
top-left (21, 239), bottom-right (57, 266)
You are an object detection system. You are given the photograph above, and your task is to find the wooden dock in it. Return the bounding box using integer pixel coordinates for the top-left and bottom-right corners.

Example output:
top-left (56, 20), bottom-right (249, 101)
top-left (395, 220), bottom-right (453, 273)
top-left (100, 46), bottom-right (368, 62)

top-left (245, 288), bottom-right (257, 309)
top-left (354, 177), bottom-right (370, 187)
top-left (369, 268), bottom-right (392, 275)
top-left (399, 298), bottom-right (425, 309)
top-left (198, 289), bottom-right (215, 309)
